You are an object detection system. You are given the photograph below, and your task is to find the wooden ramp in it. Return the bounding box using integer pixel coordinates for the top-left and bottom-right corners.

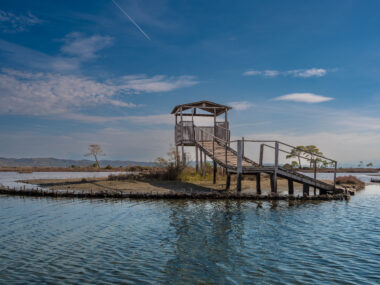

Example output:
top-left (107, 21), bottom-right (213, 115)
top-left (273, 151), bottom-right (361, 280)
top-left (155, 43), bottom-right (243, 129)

top-left (196, 139), bottom-right (336, 194)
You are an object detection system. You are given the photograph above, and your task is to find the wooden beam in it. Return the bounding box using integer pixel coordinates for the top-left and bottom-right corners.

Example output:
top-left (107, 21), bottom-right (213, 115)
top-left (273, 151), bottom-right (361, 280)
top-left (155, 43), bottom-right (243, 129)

top-left (176, 113), bottom-right (215, 117)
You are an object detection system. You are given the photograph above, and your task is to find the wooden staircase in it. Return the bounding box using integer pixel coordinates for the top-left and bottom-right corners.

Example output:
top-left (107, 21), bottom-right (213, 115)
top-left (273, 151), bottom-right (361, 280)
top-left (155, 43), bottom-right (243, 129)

top-left (196, 139), bottom-right (336, 194)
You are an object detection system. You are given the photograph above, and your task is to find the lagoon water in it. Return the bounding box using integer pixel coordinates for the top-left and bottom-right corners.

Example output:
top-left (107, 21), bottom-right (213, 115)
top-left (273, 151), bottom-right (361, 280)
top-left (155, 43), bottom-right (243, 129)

top-left (1, 172), bottom-right (380, 284)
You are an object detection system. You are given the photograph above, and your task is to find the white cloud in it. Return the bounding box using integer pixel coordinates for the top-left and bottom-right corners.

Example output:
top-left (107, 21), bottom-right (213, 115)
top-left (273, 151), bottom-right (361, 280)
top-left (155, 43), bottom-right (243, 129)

top-left (0, 69), bottom-right (198, 117)
top-left (273, 93), bottom-right (334, 103)
top-left (60, 32), bottom-right (113, 59)
top-left (243, 68), bottom-right (328, 78)
top-left (0, 10), bottom-right (43, 32)
top-left (228, 101), bottom-right (254, 111)
top-left (65, 113), bottom-right (172, 124)
top-left (115, 75), bottom-right (198, 93)
top-left (289, 68), bottom-right (327, 78)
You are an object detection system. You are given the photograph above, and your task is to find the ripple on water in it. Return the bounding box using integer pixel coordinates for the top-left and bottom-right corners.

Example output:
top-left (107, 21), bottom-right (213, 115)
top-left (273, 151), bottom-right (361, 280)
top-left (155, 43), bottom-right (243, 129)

top-left (0, 185), bottom-right (380, 284)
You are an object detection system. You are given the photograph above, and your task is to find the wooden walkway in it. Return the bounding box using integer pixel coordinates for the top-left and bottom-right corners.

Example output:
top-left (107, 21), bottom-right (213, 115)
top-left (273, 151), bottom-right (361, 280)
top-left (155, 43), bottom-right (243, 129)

top-left (196, 139), bottom-right (336, 194)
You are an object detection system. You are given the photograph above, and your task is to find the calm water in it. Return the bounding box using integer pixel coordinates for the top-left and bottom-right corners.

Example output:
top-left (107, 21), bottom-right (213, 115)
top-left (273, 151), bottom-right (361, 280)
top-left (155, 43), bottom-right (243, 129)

top-left (0, 173), bottom-right (380, 284)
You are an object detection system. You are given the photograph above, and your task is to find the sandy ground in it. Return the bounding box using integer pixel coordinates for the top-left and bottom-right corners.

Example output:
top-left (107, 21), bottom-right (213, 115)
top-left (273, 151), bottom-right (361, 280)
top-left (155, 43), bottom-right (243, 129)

top-left (22, 175), bottom-right (333, 196)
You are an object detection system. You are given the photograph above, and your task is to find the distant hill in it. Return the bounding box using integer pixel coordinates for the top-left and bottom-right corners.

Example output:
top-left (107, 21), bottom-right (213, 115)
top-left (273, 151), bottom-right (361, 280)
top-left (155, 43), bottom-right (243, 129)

top-left (0, 157), bottom-right (155, 168)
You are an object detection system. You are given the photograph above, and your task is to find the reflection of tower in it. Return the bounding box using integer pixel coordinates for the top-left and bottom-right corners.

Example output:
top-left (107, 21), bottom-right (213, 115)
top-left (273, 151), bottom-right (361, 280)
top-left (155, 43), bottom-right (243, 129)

top-left (162, 200), bottom-right (246, 283)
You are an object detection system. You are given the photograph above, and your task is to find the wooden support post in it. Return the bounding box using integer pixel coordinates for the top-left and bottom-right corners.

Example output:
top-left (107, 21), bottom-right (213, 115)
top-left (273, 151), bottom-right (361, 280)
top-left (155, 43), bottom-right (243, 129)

top-left (270, 174), bottom-right (275, 193)
top-left (259, 144), bottom-right (264, 166)
top-left (195, 145), bottom-right (199, 173)
top-left (182, 145), bottom-right (186, 167)
top-left (313, 160), bottom-right (317, 195)
top-left (200, 148), bottom-right (203, 174)
top-left (272, 141), bottom-right (279, 193)
top-left (334, 162), bottom-right (337, 189)
top-left (175, 146), bottom-right (179, 167)
top-left (242, 137), bottom-right (245, 157)
top-left (226, 172), bottom-right (231, 190)
top-left (303, 184), bottom-right (310, 197)
top-left (180, 107), bottom-right (185, 168)
top-left (256, 173), bottom-right (261, 194)
top-left (213, 160), bottom-right (217, 184)
top-left (288, 179), bottom-right (294, 195)
top-left (203, 152), bottom-right (206, 178)
top-left (237, 140), bottom-right (243, 192)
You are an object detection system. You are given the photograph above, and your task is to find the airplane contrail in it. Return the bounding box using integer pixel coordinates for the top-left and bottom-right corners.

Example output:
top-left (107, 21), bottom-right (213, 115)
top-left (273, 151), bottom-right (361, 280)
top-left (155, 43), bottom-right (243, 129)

top-left (111, 0), bottom-right (151, 40)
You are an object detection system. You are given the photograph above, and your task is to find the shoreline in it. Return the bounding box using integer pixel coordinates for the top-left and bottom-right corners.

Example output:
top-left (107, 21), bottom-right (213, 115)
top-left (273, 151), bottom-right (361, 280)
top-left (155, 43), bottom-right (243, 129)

top-left (0, 166), bottom-right (378, 173)
top-left (0, 174), bottom-right (359, 200)
top-left (0, 185), bottom-right (350, 201)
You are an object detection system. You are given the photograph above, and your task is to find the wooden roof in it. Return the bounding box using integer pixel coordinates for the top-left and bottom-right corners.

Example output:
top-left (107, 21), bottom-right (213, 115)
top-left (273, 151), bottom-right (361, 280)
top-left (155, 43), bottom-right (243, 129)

top-left (171, 100), bottom-right (232, 116)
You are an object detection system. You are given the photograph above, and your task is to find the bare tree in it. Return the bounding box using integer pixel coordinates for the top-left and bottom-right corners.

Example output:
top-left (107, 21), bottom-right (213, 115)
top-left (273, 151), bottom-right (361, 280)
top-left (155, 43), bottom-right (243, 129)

top-left (85, 144), bottom-right (105, 168)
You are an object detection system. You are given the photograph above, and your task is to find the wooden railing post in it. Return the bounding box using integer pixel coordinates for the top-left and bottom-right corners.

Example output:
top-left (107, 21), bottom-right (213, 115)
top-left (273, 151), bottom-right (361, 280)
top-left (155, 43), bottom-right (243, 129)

top-left (213, 160), bottom-right (217, 184)
top-left (195, 145), bottom-right (199, 173)
top-left (225, 142), bottom-right (227, 166)
top-left (212, 137), bottom-right (215, 157)
top-left (237, 140), bottom-right (243, 192)
top-left (200, 148), bottom-right (203, 174)
top-left (272, 141), bottom-right (279, 193)
top-left (313, 160), bottom-right (317, 195)
top-left (259, 144), bottom-right (264, 166)
top-left (242, 137), bottom-right (245, 157)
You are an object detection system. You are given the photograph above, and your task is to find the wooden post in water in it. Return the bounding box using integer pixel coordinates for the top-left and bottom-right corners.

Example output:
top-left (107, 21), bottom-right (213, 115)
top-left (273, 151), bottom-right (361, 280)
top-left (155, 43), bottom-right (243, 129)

top-left (334, 161), bottom-right (337, 189)
top-left (236, 140), bottom-right (243, 192)
top-left (288, 179), bottom-right (294, 195)
top-left (256, 173), bottom-right (261, 194)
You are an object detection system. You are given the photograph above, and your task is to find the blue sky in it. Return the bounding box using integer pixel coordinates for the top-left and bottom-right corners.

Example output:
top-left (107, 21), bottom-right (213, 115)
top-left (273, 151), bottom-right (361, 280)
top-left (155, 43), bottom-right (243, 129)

top-left (1, 0), bottom-right (380, 164)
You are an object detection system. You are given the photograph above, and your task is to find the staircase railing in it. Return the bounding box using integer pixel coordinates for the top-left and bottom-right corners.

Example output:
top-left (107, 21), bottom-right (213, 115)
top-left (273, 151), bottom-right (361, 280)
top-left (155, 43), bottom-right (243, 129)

top-left (198, 127), bottom-right (229, 167)
top-left (230, 139), bottom-right (338, 188)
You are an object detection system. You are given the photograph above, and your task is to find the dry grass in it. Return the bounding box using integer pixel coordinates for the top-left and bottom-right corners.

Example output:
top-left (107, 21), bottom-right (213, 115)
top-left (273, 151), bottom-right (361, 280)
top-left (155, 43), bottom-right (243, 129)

top-left (336, 175), bottom-right (363, 185)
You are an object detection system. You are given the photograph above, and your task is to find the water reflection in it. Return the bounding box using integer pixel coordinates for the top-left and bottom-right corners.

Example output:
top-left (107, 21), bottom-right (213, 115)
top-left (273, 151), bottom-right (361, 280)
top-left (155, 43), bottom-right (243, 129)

top-left (164, 200), bottom-right (245, 284)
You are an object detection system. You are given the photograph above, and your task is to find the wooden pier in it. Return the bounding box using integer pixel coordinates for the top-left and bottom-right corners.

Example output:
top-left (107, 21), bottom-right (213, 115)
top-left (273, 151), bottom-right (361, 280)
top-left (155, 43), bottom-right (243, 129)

top-left (172, 101), bottom-right (338, 195)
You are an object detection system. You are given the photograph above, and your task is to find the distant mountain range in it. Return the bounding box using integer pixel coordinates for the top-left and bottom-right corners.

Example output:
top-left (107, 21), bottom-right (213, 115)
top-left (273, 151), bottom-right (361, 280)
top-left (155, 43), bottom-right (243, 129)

top-left (0, 157), bottom-right (155, 167)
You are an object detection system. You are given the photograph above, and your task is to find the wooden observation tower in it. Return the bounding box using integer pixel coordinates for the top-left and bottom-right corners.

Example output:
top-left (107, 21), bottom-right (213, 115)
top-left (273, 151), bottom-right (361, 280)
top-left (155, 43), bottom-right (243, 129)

top-left (171, 100), bottom-right (338, 195)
